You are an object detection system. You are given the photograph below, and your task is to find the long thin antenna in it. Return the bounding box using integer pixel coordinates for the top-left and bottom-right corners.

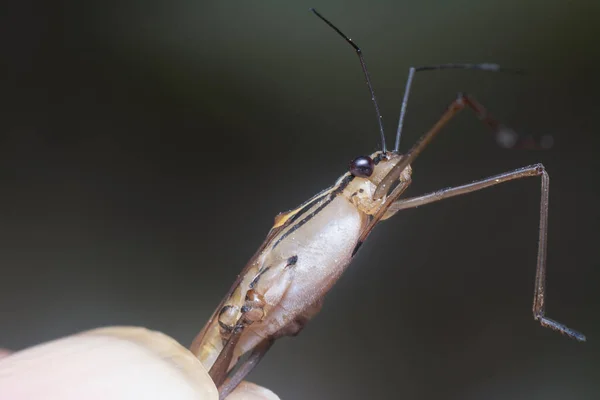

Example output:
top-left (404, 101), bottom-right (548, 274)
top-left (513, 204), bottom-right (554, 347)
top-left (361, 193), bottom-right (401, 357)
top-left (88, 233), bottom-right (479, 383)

top-left (394, 63), bottom-right (522, 152)
top-left (310, 8), bottom-right (387, 153)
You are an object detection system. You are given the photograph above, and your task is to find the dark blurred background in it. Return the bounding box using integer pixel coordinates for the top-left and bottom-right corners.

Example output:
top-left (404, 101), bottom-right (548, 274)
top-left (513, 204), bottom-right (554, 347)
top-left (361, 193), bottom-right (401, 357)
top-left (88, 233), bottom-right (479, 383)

top-left (1, 0), bottom-right (599, 399)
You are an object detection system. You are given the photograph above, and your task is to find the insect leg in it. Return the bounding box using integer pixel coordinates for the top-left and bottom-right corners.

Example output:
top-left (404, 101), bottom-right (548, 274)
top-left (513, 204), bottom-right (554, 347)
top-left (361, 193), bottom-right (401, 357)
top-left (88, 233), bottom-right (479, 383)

top-left (209, 320), bottom-right (246, 387)
top-left (217, 299), bottom-right (323, 399)
top-left (209, 290), bottom-right (271, 386)
top-left (381, 164), bottom-right (585, 341)
top-left (394, 64), bottom-right (531, 152)
top-left (375, 92), bottom-right (538, 200)
top-left (217, 338), bottom-right (275, 400)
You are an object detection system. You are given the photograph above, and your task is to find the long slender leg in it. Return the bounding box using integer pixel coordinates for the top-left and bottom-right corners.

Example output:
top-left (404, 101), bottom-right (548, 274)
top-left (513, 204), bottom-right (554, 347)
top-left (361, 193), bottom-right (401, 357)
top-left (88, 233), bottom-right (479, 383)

top-left (216, 300), bottom-right (322, 399)
top-left (376, 92), bottom-right (522, 200)
top-left (394, 63), bottom-right (527, 152)
top-left (382, 163), bottom-right (585, 341)
top-left (383, 164), bottom-right (542, 215)
top-left (218, 338), bottom-right (275, 400)
top-left (209, 322), bottom-right (246, 387)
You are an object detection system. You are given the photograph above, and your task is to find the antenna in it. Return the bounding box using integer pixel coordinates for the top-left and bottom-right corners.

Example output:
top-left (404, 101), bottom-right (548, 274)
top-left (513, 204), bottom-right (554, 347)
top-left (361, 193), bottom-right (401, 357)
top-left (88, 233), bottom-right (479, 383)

top-left (394, 63), bottom-right (523, 152)
top-left (310, 8), bottom-right (387, 153)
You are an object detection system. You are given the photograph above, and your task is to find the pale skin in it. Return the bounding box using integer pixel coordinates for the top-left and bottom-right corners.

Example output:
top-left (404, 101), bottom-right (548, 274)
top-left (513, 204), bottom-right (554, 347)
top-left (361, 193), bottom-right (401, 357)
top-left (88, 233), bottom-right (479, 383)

top-left (0, 327), bottom-right (279, 400)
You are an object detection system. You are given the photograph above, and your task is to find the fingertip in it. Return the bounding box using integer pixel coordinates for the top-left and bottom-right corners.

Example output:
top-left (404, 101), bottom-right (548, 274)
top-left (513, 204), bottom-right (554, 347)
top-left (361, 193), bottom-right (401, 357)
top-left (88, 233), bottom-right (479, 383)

top-left (0, 327), bottom-right (218, 400)
top-left (0, 348), bottom-right (11, 359)
top-left (228, 381), bottom-right (280, 400)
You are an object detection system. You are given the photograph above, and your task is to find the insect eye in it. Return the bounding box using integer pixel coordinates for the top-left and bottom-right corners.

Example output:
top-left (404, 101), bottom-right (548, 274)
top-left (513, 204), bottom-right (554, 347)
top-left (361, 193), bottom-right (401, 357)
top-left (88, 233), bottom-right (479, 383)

top-left (349, 156), bottom-right (374, 178)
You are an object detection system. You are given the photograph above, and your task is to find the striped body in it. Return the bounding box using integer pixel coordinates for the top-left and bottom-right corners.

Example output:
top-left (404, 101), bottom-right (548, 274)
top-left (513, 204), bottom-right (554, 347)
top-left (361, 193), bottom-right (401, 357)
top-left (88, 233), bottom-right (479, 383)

top-left (191, 151), bottom-right (413, 372)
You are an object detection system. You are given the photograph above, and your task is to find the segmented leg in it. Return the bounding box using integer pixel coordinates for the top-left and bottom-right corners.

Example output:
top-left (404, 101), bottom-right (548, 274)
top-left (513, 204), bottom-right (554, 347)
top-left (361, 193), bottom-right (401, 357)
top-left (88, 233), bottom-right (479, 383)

top-left (218, 338), bottom-right (274, 400)
top-left (217, 299), bottom-right (323, 399)
top-left (382, 164), bottom-right (585, 341)
top-left (378, 91), bottom-right (551, 205)
top-left (393, 64), bottom-right (534, 152)
top-left (209, 320), bottom-right (246, 388)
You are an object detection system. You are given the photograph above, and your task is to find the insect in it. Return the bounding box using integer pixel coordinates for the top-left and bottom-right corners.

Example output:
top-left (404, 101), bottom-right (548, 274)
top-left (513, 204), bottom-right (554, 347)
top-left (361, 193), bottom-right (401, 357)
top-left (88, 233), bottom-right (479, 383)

top-left (190, 8), bottom-right (585, 399)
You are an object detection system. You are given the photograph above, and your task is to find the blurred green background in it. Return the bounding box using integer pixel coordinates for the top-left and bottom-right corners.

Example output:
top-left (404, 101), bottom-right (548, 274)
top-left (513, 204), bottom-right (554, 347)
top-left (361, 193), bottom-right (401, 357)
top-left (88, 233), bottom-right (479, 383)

top-left (1, 1), bottom-right (599, 399)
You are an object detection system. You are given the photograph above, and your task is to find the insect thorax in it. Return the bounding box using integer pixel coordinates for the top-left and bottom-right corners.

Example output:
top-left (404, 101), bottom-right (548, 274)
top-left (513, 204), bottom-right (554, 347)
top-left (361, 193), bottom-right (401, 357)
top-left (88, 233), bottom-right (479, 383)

top-left (342, 151), bottom-right (412, 215)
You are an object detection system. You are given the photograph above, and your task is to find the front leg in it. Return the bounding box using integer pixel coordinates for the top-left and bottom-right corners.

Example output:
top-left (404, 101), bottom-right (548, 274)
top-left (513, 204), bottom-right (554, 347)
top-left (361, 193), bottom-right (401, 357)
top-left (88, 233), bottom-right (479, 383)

top-left (381, 164), bottom-right (585, 341)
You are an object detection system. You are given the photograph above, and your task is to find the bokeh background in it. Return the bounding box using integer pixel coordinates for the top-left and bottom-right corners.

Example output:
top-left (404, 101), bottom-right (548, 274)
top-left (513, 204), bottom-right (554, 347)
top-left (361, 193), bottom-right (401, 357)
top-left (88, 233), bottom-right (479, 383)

top-left (2, 1), bottom-right (599, 399)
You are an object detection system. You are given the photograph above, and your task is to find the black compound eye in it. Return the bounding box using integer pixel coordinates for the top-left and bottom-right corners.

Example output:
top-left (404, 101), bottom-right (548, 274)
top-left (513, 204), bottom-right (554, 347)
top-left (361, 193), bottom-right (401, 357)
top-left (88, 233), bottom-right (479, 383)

top-left (349, 156), bottom-right (374, 178)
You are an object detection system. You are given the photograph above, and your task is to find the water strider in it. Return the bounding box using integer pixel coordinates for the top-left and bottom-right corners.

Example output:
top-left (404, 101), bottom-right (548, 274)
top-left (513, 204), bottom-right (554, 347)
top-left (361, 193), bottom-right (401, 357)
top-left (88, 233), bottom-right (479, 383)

top-left (190, 8), bottom-right (585, 399)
